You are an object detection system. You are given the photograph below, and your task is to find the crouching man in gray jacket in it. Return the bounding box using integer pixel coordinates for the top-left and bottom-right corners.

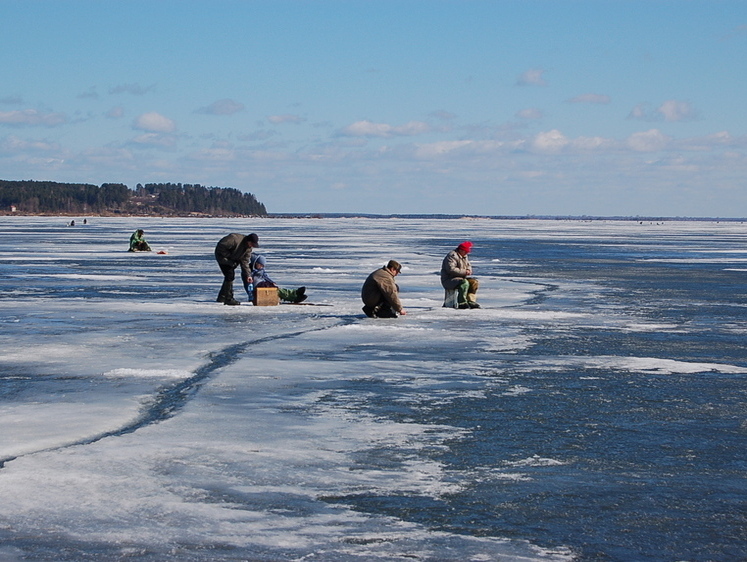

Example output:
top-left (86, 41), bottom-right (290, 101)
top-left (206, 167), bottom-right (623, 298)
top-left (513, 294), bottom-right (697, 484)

top-left (361, 260), bottom-right (407, 318)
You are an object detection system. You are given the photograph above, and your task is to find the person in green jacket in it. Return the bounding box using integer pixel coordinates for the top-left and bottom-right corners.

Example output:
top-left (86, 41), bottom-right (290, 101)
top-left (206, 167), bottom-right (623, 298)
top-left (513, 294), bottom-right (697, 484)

top-left (129, 229), bottom-right (151, 252)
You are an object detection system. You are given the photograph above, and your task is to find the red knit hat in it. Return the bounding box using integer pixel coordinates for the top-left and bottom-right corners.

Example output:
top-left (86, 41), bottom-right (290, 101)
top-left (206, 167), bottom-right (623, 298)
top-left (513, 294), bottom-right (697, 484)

top-left (457, 241), bottom-right (473, 253)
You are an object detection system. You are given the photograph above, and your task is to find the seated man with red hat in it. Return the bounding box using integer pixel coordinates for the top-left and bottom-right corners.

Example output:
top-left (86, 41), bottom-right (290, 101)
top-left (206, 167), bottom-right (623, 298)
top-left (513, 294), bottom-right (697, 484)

top-left (440, 241), bottom-right (480, 309)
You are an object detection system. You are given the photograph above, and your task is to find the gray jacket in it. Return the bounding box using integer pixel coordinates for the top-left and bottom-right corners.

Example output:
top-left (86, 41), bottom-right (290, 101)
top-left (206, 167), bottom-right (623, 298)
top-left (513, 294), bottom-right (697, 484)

top-left (440, 250), bottom-right (471, 289)
top-left (361, 267), bottom-right (403, 312)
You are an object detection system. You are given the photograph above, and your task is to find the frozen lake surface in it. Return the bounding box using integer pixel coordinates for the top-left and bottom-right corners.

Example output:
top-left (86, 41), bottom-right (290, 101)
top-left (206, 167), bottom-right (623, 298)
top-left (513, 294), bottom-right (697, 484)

top-left (0, 216), bottom-right (745, 561)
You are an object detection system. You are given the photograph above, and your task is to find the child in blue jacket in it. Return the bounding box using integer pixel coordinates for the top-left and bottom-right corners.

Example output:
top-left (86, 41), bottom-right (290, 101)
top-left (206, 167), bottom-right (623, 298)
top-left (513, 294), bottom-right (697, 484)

top-left (244, 255), bottom-right (307, 303)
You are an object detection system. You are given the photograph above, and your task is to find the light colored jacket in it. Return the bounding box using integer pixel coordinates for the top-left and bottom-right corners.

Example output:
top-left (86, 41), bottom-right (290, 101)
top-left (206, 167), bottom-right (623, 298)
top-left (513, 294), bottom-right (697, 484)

top-left (440, 250), bottom-right (471, 289)
top-left (251, 267), bottom-right (276, 287)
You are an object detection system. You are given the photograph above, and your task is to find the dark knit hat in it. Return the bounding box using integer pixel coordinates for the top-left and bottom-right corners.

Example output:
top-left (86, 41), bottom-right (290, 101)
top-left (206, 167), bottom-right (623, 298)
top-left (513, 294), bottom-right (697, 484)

top-left (386, 260), bottom-right (402, 272)
top-left (245, 233), bottom-right (259, 247)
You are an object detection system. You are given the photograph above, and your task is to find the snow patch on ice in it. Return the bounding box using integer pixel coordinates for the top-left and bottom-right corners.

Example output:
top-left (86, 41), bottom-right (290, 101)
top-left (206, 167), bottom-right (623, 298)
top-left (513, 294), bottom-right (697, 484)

top-left (587, 355), bottom-right (747, 375)
top-left (103, 368), bottom-right (192, 379)
top-left (506, 455), bottom-right (566, 467)
top-left (502, 385), bottom-right (533, 396)
top-left (47, 274), bottom-right (144, 281)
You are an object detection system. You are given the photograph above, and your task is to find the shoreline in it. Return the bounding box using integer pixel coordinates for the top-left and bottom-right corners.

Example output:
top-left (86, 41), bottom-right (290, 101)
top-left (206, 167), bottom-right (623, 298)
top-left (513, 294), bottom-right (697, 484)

top-left (1, 212), bottom-right (745, 222)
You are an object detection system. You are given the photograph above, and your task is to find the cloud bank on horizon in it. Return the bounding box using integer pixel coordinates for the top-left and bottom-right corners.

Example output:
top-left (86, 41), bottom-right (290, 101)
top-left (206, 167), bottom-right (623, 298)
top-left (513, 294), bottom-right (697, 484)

top-left (1, 0), bottom-right (745, 217)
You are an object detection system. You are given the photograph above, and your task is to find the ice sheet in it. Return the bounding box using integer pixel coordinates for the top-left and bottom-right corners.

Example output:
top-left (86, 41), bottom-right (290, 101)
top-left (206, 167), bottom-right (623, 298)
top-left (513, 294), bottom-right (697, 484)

top-left (1, 216), bottom-right (746, 560)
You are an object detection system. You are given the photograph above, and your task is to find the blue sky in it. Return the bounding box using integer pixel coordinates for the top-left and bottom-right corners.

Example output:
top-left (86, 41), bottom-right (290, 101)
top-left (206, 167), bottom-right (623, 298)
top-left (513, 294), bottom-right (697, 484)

top-left (2, 0), bottom-right (746, 216)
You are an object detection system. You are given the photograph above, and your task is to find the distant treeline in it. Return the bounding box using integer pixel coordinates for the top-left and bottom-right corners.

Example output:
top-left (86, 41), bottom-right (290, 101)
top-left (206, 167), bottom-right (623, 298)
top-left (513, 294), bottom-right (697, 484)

top-left (0, 180), bottom-right (267, 216)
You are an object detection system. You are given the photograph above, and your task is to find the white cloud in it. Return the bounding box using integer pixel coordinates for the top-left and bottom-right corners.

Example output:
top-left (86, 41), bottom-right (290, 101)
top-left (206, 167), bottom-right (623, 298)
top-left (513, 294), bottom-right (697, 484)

top-left (705, 131), bottom-right (734, 144)
top-left (0, 109), bottom-right (67, 127)
top-left (516, 68), bottom-right (548, 86)
top-left (567, 93), bottom-right (611, 104)
top-left (657, 100), bottom-right (697, 122)
top-left (628, 100), bottom-right (697, 122)
top-left (197, 99), bottom-right (245, 116)
top-left (532, 129), bottom-right (569, 152)
top-left (413, 139), bottom-right (522, 159)
top-left (627, 129), bottom-right (671, 152)
top-left (268, 114), bottom-right (305, 124)
top-left (414, 132), bottom-right (619, 159)
top-left (573, 136), bottom-right (615, 150)
top-left (0, 135), bottom-right (61, 153)
top-left (338, 120), bottom-right (431, 138)
top-left (341, 120), bottom-right (391, 137)
top-left (656, 154), bottom-right (699, 173)
top-left (628, 103), bottom-right (650, 121)
top-left (394, 121), bottom-right (431, 136)
top-left (129, 132), bottom-right (177, 148)
top-left (677, 131), bottom-right (747, 151)
top-left (132, 112), bottom-right (176, 133)
top-left (516, 108), bottom-right (543, 119)
top-left (414, 140), bottom-right (474, 157)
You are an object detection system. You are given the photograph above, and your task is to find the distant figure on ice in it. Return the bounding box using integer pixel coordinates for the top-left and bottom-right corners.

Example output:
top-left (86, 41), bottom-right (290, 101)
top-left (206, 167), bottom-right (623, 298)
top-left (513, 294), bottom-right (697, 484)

top-left (214, 232), bottom-right (259, 306)
top-left (128, 229), bottom-right (152, 252)
top-left (69, 220), bottom-right (75, 227)
top-left (361, 260), bottom-right (406, 318)
top-left (246, 255), bottom-right (307, 303)
top-left (441, 241), bottom-right (480, 309)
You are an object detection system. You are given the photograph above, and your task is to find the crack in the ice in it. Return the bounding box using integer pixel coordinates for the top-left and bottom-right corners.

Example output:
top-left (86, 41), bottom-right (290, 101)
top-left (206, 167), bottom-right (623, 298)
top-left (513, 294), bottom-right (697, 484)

top-left (508, 279), bottom-right (559, 306)
top-left (0, 316), bottom-right (357, 469)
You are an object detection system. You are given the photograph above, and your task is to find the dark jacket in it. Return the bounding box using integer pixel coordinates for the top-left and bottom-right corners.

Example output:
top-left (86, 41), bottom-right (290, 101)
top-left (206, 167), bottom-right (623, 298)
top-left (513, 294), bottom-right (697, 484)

top-left (361, 267), bottom-right (403, 313)
top-left (214, 233), bottom-right (253, 278)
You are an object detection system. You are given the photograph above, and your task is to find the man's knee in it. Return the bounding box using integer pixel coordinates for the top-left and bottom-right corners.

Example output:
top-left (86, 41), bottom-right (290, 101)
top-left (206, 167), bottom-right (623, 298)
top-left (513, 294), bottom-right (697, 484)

top-left (467, 277), bottom-right (479, 293)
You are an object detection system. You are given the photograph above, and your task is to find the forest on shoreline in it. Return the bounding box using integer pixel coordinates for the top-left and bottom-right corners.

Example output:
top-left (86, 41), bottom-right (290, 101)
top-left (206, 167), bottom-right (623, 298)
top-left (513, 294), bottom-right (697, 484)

top-left (1, 180), bottom-right (742, 222)
top-left (0, 180), bottom-right (267, 217)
